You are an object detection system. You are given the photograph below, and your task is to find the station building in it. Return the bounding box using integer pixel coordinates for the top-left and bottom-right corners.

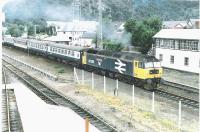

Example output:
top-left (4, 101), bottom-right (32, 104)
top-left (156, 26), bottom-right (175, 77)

top-left (153, 29), bottom-right (200, 73)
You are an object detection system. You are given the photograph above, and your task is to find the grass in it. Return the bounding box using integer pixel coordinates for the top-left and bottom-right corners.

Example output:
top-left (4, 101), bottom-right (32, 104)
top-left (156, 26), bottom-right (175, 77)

top-left (58, 69), bottom-right (65, 74)
top-left (54, 65), bottom-right (61, 69)
top-left (142, 111), bottom-right (156, 119)
top-left (160, 119), bottom-right (176, 130)
top-left (76, 84), bottom-right (179, 132)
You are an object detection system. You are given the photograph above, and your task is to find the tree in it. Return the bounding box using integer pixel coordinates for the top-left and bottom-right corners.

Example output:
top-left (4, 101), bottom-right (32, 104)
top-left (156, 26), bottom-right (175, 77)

top-left (103, 40), bottom-right (123, 51)
top-left (27, 24), bottom-right (35, 36)
top-left (6, 24), bottom-right (24, 37)
top-left (124, 17), bottom-right (162, 54)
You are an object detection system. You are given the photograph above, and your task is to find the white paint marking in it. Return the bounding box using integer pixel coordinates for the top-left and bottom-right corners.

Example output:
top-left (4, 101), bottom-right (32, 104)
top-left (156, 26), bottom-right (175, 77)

top-left (114, 59), bottom-right (126, 74)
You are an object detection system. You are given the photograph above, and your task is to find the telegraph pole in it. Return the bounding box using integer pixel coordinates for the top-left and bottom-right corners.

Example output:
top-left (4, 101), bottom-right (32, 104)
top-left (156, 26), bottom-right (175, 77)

top-left (98, 0), bottom-right (103, 49)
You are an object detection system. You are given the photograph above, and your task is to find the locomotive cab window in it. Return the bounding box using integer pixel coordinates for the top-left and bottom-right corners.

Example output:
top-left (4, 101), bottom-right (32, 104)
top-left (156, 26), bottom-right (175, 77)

top-left (138, 62), bottom-right (144, 68)
top-left (145, 62), bottom-right (153, 68)
top-left (135, 62), bottom-right (138, 67)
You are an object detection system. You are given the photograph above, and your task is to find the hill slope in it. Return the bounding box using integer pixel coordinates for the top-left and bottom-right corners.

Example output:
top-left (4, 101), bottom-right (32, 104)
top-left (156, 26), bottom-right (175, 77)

top-left (3, 0), bottom-right (199, 21)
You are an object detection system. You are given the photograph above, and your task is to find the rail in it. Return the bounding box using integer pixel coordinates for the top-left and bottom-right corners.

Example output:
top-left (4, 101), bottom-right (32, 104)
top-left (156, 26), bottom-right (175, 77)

top-left (154, 89), bottom-right (199, 108)
top-left (2, 67), bottom-right (11, 132)
top-left (3, 59), bottom-right (119, 132)
top-left (162, 80), bottom-right (198, 93)
top-left (3, 54), bottom-right (58, 81)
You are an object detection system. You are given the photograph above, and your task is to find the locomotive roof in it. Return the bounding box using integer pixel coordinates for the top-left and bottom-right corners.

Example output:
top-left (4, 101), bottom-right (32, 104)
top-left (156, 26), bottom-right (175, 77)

top-left (96, 50), bottom-right (159, 62)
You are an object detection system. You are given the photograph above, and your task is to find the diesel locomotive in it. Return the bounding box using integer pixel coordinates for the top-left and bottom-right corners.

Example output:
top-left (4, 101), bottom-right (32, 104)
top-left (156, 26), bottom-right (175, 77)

top-left (3, 36), bottom-right (163, 89)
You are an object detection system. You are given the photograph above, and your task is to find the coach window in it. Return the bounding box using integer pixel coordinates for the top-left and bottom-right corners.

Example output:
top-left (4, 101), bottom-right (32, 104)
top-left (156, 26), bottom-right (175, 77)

top-left (53, 47), bottom-right (56, 52)
top-left (62, 49), bottom-right (65, 54)
top-left (184, 57), bottom-right (189, 66)
top-left (64, 50), bottom-right (67, 55)
top-left (159, 54), bottom-right (163, 61)
top-left (77, 53), bottom-right (80, 58)
top-left (170, 55), bottom-right (174, 64)
top-left (68, 50), bottom-right (71, 56)
top-left (71, 51), bottom-right (74, 56)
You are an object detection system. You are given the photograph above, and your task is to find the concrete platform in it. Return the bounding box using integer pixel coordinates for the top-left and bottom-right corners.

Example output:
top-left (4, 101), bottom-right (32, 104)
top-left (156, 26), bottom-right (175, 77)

top-left (13, 82), bottom-right (100, 132)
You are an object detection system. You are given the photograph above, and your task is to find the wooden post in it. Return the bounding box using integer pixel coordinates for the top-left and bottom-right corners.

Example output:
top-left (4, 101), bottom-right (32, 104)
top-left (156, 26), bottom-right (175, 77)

top-left (85, 118), bottom-right (89, 132)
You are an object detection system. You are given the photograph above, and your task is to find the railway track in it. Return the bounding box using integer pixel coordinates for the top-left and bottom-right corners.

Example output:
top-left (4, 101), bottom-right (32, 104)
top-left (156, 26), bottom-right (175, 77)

top-left (3, 54), bottom-right (199, 110)
top-left (157, 80), bottom-right (199, 109)
top-left (3, 59), bottom-right (118, 132)
top-left (2, 68), bottom-right (23, 132)
top-left (162, 80), bottom-right (198, 93)
top-left (154, 89), bottom-right (199, 109)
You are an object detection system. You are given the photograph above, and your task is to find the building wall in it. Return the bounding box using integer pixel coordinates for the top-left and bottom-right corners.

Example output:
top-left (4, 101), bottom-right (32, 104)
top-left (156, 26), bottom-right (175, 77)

top-left (155, 47), bottom-right (200, 73)
top-left (57, 31), bottom-right (84, 46)
top-left (80, 38), bottom-right (93, 47)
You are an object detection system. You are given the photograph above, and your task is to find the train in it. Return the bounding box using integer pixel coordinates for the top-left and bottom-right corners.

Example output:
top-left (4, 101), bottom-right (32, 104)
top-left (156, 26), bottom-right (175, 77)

top-left (3, 36), bottom-right (163, 89)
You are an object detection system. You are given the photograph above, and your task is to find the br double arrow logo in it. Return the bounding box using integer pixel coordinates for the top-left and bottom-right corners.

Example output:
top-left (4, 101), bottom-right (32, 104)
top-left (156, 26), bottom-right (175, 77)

top-left (115, 59), bottom-right (126, 74)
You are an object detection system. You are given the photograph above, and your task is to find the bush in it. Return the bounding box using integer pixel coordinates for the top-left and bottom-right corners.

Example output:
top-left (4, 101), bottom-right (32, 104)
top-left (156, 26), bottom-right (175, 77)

top-left (103, 40), bottom-right (123, 51)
